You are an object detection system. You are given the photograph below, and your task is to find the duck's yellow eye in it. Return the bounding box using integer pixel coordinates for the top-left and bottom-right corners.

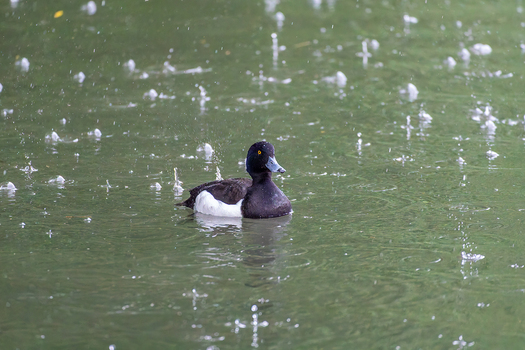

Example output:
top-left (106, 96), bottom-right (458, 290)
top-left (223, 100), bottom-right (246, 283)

top-left (258, 150), bottom-right (261, 155)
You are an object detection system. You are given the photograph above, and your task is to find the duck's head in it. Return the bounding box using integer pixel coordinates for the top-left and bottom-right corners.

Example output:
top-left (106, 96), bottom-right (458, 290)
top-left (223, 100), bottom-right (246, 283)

top-left (246, 141), bottom-right (285, 176)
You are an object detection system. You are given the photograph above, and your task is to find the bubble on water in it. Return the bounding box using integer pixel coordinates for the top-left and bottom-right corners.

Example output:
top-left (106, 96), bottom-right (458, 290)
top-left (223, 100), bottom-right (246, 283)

top-left (419, 110), bottom-right (432, 123)
top-left (275, 11), bottom-right (285, 31)
top-left (264, 0), bottom-right (280, 13)
top-left (403, 14), bottom-right (418, 23)
top-left (74, 72), bottom-right (86, 83)
top-left (369, 39), bottom-right (380, 50)
top-left (197, 143), bottom-right (214, 161)
top-left (400, 83), bottom-right (418, 102)
top-left (0, 83), bottom-right (3, 93)
top-left (88, 128), bottom-right (102, 139)
top-left (407, 83), bottom-right (418, 101)
top-left (452, 335), bottom-right (475, 348)
top-left (459, 48), bottom-right (471, 61)
top-left (444, 56), bottom-right (456, 69)
top-left (163, 61), bottom-right (176, 74)
top-left (311, 0), bottom-right (322, 10)
top-left (45, 131), bottom-right (62, 142)
top-left (15, 57), bottom-right (30, 72)
top-left (0, 182), bottom-right (17, 191)
top-left (49, 175), bottom-right (66, 184)
top-left (82, 1), bottom-right (97, 15)
top-left (486, 150), bottom-right (498, 160)
top-left (461, 251), bottom-right (485, 264)
top-left (0, 182), bottom-right (17, 198)
top-left (471, 43), bottom-right (492, 55)
top-left (124, 59), bottom-right (136, 72)
top-left (144, 89), bottom-right (158, 100)
top-left (336, 71), bottom-right (347, 87)
top-left (173, 168), bottom-right (184, 195)
top-left (481, 120), bottom-right (497, 134)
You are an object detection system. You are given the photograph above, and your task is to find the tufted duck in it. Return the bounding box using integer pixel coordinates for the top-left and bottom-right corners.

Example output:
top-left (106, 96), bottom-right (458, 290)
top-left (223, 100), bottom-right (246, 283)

top-left (177, 141), bottom-right (292, 218)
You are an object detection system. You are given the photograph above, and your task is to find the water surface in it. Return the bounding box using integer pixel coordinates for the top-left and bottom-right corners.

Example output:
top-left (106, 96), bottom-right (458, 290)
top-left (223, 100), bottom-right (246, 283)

top-left (2, 0), bottom-right (525, 349)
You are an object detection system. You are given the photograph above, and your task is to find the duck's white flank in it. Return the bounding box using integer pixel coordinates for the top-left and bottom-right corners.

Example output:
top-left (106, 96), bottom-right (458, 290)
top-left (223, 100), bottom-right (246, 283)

top-left (194, 190), bottom-right (243, 217)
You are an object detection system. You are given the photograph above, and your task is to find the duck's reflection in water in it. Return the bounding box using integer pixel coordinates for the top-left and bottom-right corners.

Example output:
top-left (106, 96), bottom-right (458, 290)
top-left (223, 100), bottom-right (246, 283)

top-left (194, 213), bottom-right (292, 288)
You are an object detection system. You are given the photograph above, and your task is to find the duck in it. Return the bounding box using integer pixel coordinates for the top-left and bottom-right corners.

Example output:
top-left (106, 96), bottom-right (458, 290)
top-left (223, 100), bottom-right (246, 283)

top-left (177, 141), bottom-right (292, 219)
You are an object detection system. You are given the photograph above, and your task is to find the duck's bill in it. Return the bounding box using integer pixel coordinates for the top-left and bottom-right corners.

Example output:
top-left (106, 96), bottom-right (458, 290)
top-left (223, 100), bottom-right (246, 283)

top-left (266, 156), bottom-right (285, 173)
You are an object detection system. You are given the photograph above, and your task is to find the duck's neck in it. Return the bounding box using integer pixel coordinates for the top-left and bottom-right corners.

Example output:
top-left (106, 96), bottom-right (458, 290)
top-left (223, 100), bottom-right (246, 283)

top-left (250, 172), bottom-right (272, 184)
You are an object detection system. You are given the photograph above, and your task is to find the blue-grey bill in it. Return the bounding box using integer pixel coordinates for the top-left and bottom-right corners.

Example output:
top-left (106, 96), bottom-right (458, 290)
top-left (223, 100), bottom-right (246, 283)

top-left (266, 156), bottom-right (285, 173)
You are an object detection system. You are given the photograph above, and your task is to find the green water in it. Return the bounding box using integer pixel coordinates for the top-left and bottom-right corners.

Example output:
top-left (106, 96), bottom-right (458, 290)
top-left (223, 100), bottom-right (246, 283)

top-left (2, 0), bottom-right (525, 349)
